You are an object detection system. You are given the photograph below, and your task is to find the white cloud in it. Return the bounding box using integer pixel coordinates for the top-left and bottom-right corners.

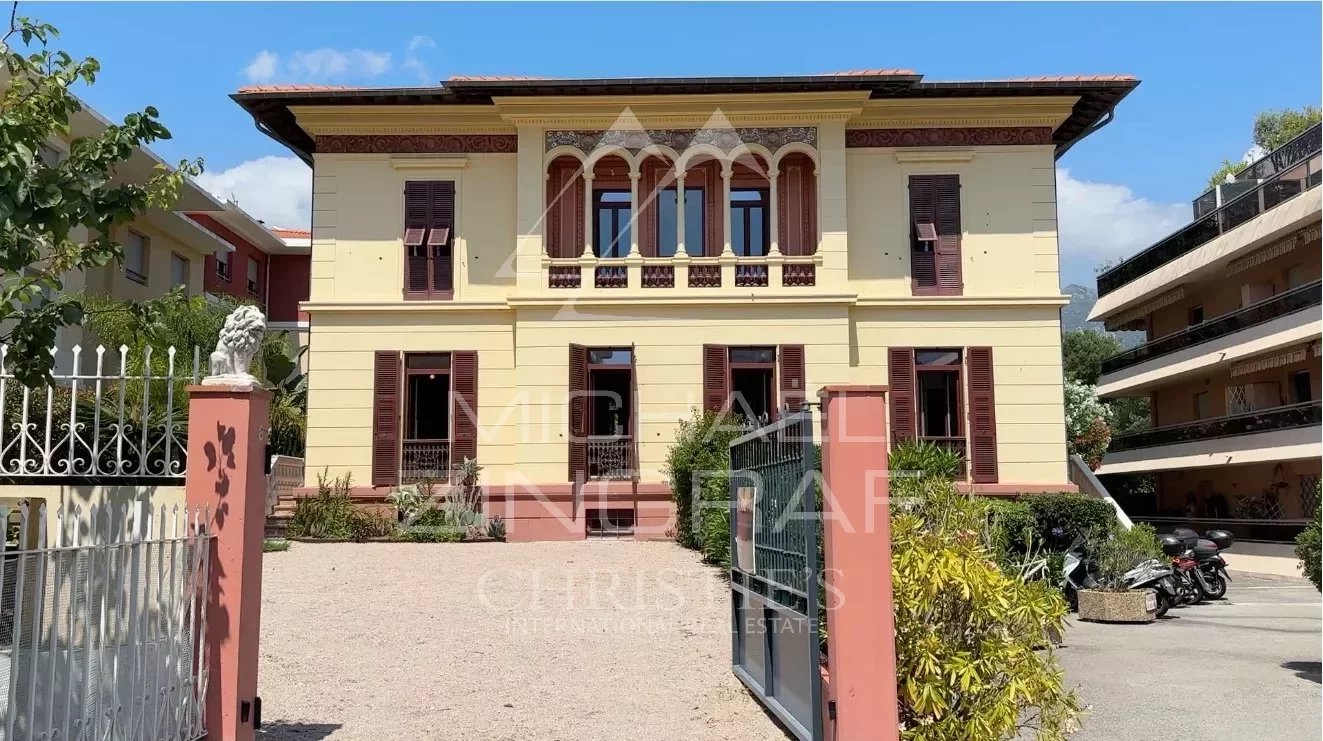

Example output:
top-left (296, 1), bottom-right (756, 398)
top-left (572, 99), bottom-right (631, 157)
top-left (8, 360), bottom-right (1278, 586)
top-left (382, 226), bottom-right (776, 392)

top-left (243, 50), bottom-right (279, 83)
top-left (286, 48), bottom-right (392, 80)
top-left (1056, 168), bottom-right (1188, 280)
top-left (407, 35), bottom-right (435, 52)
top-left (196, 156), bottom-right (312, 230)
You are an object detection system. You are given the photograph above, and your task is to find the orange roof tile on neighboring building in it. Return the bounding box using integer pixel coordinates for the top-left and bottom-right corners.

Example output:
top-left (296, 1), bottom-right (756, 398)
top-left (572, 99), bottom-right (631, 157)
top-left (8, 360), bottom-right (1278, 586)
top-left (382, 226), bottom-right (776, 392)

top-left (446, 75), bottom-right (552, 82)
top-left (236, 84), bottom-right (360, 94)
top-left (820, 69), bottom-right (919, 77)
top-left (270, 227), bottom-right (311, 239)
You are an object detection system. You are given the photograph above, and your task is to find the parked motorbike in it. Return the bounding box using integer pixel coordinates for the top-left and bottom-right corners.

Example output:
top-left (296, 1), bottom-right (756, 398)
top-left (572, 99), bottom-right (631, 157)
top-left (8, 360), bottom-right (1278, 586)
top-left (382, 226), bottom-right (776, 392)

top-left (1169, 527), bottom-right (1234, 600)
top-left (1062, 537), bottom-right (1181, 618)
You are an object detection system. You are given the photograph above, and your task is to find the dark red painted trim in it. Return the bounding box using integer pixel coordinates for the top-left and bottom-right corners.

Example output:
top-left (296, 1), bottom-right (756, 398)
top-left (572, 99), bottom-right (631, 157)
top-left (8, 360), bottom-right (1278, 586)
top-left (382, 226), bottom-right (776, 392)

top-left (845, 127), bottom-right (1053, 148)
top-left (317, 134), bottom-right (518, 154)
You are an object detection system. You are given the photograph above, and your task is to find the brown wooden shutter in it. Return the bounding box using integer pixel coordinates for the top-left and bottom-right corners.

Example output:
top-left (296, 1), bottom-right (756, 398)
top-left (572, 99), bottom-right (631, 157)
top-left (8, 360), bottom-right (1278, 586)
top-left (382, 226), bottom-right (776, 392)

top-left (887, 347), bottom-right (916, 445)
top-left (967, 346), bottom-right (999, 483)
top-left (933, 175), bottom-right (963, 296)
top-left (778, 154), bottom-right (817, 256)
top-left (547, 160), bottom-right (584, 259)
top-left (779, 345), bottom-right (806, 414)
top-left (404, 182), bottom-right (431, 298)
top-left (450, 350), bottom-right (478, 467)
top-left (371, 351), bottom-right (402, 486)
top-left (702, 162), bottom-right (723, 257)
top-left (568, 344), bottom-right (589, 481)
top-left (702, 344), bottom-right (730, 415)
top-left (908, 176), bottom-right (937, 292)
top-left (639, 159), bottom-right (663, 258)
top-left (430, 181), bottom-right (456, 296)
top-left (629, 344), bottom-right (640, 481)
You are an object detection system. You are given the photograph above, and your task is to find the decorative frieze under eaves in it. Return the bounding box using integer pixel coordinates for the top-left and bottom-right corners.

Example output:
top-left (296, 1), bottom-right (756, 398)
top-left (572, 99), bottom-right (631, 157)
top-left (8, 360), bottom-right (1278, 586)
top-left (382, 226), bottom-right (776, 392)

top-left (545, 127), bottom-right (817, 154)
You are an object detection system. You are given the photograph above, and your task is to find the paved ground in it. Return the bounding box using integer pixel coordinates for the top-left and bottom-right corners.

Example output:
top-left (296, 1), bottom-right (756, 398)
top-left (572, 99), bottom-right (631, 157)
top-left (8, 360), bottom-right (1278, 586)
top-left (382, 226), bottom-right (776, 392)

top-left (256, 540), bottom-right (783, 741)
top-left (1058, 572), bottom-right (1322, 741)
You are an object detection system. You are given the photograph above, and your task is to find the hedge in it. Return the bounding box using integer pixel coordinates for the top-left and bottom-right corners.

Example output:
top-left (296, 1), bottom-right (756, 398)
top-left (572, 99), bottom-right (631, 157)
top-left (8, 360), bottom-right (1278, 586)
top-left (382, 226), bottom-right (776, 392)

top-left (1023, 492), bottom-right (1118, 552)
top-left (664, 409), bottom-right (740, 562)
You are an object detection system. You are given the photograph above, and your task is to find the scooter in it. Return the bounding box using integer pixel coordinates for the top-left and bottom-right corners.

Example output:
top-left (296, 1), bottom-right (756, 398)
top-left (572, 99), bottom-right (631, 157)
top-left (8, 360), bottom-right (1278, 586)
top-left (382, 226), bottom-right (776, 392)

top-left (1170, 527), bottom-right (1233, 601)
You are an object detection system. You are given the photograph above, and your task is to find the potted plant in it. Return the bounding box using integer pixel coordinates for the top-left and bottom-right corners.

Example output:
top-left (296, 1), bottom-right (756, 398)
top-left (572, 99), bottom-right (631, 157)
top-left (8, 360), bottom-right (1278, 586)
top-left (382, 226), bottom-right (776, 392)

top-left (1077, 525), bottom-right (1164, 623)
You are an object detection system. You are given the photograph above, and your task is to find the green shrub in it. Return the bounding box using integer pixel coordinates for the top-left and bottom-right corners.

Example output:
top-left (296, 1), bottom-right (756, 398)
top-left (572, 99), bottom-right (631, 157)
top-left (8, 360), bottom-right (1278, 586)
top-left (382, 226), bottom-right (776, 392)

top-left (487, 515), bottom-right (507, 541)
top-left (985, 498), bottom-right (1036, 564)
top-left (892, 476), bottom-right (1080, 739)
top-left (1089, 523), bottom-right (1163, 590)
top-left (1024, 493), bottom-right (1118, 551)
top-left (262, 539), bottom-right (290, 553)
top-left (397, 506), bottom-right (463, 543)
top-left (287, 470), bottom-right (357, 540)
top-left (663, 409), bottom-right (740, 554)
top-left (889, 439), bottom-right (964, 487)
top-left (1296, 499), bottom-right (1321, 591)
top-left (348, 509), bottom-right (396, 541)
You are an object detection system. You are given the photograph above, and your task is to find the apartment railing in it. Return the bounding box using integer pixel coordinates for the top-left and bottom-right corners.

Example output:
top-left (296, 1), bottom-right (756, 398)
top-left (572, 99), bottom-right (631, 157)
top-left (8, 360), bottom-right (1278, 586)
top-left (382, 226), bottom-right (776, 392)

top-left (1110, 400), bottom-right (1321, 453)
top-left (1099, 280), bottom-right (1322, 376)
top-left (587, 435), bottom-right (634, 480)
top-left (1195, 123), bottom-right (1323, 209)
top-left (1098, 132), bottom-right (1322, 297)
top-left (401, 438), bottom-right (450, 483)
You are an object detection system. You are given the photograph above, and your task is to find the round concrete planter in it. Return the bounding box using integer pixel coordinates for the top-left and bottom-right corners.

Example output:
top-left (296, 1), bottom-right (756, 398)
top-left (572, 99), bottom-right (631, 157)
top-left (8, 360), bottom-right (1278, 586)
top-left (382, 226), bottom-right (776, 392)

top-left (1077, 589), bottom-right (1156, 623)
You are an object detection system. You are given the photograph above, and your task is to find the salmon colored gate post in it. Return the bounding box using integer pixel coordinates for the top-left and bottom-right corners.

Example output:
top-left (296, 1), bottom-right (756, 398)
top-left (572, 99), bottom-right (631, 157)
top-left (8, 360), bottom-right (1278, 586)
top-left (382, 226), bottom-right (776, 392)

top-left (185, 381), bottom-right (272, 741)
top-left (817, 385), bottom-right (900, 740)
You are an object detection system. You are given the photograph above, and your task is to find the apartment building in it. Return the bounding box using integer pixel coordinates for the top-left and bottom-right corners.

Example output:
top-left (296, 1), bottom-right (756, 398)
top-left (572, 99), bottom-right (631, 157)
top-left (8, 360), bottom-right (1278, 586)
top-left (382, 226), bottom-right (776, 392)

top-left (1091, 123), bottom-right (1322, 542)
top-left (233, 70), bottom-right (1138, 541)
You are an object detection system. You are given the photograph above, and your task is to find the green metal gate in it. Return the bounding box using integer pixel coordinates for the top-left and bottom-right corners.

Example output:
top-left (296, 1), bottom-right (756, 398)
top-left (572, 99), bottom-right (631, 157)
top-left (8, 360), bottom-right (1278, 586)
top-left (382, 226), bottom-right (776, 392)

top-left (728, 409), bottom-right (822, 740)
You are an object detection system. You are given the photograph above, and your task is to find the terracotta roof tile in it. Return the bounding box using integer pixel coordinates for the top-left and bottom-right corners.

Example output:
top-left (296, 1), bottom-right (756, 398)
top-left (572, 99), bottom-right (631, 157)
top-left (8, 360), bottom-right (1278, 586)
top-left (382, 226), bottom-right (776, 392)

top-left (931, 74), bottom-right (1137, 84)
top-left (446, 75), bottom-right (551, 82)
top-left (270, 227), bottom-right (311, 239)
top-left (820, 69), bottom-right (919, 77)
top-left (236, 84), bottom-right (360, 93)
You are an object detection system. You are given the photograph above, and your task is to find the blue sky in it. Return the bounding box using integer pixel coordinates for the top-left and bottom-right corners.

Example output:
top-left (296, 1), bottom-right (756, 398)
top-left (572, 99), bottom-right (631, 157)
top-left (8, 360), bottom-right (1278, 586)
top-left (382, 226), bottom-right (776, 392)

top-left (35, 1), bottom-right (1322, 287)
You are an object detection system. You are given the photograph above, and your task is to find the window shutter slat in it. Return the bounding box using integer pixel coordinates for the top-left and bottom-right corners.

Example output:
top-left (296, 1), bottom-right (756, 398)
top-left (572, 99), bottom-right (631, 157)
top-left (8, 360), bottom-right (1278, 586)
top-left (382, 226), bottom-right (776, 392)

top-left (702, 344), bottom-right (730, 415)
top-left (450, 350), bottom-right (478, 467)
top-left (888, 347), bottom-right (916, 445)
top-left (934, 175), bottom-right (963, 295)
top-left (430, 182), bottom-right (455, 298)
top-left (779, 344), bottom-right (806, 414)
top-left (371, 351), bottom-right (402, 487)
top-left (967, 346), bottom-right (999, 484)
top-left (568, 344), bottom-right (589, 481)
top-left (640, 159), bottom-right (663, 258)
top-left (702, 162), bottom-right (723, 257)
top-left (778, 154), bottom-right (817, 256)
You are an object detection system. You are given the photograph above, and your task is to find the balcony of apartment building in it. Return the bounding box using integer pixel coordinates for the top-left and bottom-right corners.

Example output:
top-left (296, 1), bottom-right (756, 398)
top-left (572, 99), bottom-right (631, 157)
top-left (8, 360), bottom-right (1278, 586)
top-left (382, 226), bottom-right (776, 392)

top-left (540, 142), bottom-right (821, 292)
top-left (1090, 123), bottom-right (1322, 323)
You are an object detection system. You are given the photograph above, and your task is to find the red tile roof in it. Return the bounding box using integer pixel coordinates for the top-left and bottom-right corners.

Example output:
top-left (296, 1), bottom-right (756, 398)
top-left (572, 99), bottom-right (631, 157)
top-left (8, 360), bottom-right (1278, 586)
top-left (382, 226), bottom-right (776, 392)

top-left (236, 84), bottom-right (359, 93)
top-left (820, 69), bottom-right (919, 77)
top-left (447, 75), bottom-right (551, 82)
top-left (270, 227), bottom-right (311, 239)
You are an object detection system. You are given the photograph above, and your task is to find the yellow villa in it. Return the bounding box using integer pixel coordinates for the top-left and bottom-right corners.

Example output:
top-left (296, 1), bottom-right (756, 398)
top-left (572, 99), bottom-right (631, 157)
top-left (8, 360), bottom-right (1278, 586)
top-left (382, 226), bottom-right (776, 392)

top-left (233, 70), bottom-right (1138, 541)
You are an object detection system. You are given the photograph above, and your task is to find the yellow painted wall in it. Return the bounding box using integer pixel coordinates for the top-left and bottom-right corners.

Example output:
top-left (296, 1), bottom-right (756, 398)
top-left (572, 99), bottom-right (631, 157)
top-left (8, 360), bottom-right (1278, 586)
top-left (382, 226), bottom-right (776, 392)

top-left (303, 303), bottom-right (1069, 487)
top-left (846, 146), bottom-right (1060, 297)
top-left (310, 153), bottom-right (518, 304)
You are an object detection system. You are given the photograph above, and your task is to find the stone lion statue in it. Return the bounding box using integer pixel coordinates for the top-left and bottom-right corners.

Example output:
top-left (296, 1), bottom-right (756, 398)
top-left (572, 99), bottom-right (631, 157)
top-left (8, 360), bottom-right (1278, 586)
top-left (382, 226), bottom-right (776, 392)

top-left (207, 305), bottom-right (266, 381)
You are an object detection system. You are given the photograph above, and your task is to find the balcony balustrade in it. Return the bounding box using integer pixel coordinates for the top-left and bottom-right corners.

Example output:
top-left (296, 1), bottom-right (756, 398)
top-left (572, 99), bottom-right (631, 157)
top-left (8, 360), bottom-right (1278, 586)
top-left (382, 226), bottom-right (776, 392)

top-left (1109, 400), bottom-right (1320, 453)
top-left (587, 435), bottom-right (635, 480)
top-left (1099, 281), bottom-right (1321, 376)
top-left (1098, 127), bottom-right (1321, 297)
top-left (402, 439), bottom-right (451, 483)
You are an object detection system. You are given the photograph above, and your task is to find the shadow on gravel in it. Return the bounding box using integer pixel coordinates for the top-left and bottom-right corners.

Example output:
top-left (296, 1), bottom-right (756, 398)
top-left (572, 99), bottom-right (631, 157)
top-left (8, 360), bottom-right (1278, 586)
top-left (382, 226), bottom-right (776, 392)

top-left (258, 722), bottom-right (343, 739)
top-left (1282, 661), bottom-right (1322, 684)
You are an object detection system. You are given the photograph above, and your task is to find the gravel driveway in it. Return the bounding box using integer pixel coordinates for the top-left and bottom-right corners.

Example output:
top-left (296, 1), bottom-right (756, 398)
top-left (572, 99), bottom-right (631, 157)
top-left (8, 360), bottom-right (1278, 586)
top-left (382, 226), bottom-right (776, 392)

top-left (257, 541), bottom-right (786, 740)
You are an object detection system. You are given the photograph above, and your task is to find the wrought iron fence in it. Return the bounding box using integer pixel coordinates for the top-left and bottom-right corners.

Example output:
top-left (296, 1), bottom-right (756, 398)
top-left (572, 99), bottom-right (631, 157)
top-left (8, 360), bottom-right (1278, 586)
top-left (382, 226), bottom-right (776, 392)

top-left (1100, 281), bottom-right (1322, 375)
top-left (401, 439), bottom-right (450, 483)
top-left (1111, 400), bottom-right (1321, 452)
top-left (1098, 134), bottom-right (1322, 296)
top-left (587, 436), bottom-right (634, 480)
top-left (0, 345), bottom-right (202, 481)
top-left (0, 500), bottom-right (212, 740)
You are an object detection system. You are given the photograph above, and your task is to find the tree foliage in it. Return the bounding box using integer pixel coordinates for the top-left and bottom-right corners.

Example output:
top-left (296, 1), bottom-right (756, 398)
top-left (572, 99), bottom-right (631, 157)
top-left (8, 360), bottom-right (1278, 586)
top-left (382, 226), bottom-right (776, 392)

top-left (1296, 489), bottom-right (1321, 591)
top-left (1253, 106), bottom-right (1321, 152)
top-left (1061, 328), bottom-right (1121, 386)
top-left (1205, 158), bottom-right (1244, 191)
top-left (0, 6), bottom-right (201, 385)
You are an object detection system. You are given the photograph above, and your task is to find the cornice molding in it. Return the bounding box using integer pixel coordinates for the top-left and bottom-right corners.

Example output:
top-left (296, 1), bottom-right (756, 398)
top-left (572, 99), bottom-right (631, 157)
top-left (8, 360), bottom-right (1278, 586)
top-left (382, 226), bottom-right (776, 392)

top-left (316, 134), bottom-right (518, 154)
top-left (850, 96), bottom-right (1078, 130)
top-left (846, 127), bottom-right (1053, 148)
top-left (545, 127), bottom-right (817, 154)
top-left (493, 91), bottom-right (868, 128)
top-left (293, 105), bottom-right (514, 136)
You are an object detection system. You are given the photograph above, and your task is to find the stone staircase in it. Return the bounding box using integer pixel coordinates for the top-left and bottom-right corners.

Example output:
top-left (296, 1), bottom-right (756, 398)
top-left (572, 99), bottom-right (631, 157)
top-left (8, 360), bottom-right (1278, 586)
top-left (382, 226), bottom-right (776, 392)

top-left (265, 494), bottom-right (300, 538)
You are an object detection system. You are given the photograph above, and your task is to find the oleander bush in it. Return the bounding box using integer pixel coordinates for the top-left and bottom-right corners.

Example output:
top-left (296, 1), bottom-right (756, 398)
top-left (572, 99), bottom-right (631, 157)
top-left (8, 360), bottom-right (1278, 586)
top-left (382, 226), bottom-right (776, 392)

top-left (664, 409), bottom-right (740, 561)
top-left (1296, 497), bottom-right (1321, 591)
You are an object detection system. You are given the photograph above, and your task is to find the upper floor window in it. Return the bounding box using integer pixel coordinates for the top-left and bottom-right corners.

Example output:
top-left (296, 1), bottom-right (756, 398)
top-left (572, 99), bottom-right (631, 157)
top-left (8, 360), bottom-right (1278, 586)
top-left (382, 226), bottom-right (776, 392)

top-left (593, 190), bottom-right (631, 258)
top-left (124, 230), bottom-right (148, 284)
top-left (908, 174), bottom-right (963, 296)
top-left (730, 188), bottom-right (769, 257)
top-left (216, 249), bottom-right (231, 281)
top-left (170, 253), bottom-right (189, 294)
top-left (1187, 305), bottom-right (1204, 326)
top-left (656, 187), bottom-right (704, 258)
top-left (247, 256), bottom-right (260, 295)
top-left (403, 180), bottom-right (455, 300)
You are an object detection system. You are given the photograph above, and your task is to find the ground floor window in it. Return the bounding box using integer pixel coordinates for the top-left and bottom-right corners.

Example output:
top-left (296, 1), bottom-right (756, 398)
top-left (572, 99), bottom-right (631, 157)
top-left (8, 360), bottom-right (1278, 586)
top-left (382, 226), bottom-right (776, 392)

top-left (914, 349), bottom-right (964, 450)
top-left (576, 346), bottom-right (636, 480)
top-left (729, 346), bottom-right (775, 424)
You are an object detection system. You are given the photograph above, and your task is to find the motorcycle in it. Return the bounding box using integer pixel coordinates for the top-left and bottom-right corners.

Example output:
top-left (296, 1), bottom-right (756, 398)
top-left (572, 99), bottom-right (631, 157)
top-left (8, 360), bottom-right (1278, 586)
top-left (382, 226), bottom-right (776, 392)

top-left (1170, 527), bottom-right (1234, 600)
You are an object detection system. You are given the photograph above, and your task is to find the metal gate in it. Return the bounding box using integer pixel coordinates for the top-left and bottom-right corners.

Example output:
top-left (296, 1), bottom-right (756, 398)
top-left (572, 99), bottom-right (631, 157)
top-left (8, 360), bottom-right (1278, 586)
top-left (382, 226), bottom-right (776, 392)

top-left (0, 501), bottom-right (213, 740)
top-left (728, 410), bottom-right (822, 740)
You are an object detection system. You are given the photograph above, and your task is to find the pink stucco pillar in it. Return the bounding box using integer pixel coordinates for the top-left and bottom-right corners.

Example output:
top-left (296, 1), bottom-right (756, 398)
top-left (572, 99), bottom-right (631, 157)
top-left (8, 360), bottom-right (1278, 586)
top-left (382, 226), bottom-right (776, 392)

top-left (185, 384), bottom-right (271, 741)
top-left (817, 385), bottom-right (899, 741)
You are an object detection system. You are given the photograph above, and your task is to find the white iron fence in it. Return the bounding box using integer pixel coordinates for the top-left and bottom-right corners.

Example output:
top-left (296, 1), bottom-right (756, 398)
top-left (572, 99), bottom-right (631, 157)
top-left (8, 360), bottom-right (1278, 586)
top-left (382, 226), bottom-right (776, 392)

top-left (0, 501), bottom-right (213, 740)
top-left (0, 345), bottom-right (202, 480)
